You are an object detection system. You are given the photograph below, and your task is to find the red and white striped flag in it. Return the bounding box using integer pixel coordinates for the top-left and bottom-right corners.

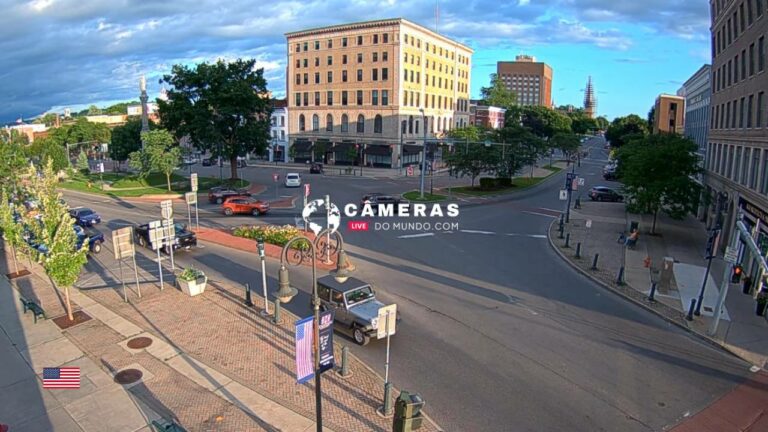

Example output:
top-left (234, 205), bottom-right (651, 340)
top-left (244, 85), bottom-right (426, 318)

top-left (43, 367), bottom-right (80, 389)
top-left (295, 317), bottom-right (314, 383)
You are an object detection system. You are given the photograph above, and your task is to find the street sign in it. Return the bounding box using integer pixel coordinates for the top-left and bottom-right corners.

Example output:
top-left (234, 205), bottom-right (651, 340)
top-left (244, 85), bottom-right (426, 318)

top-left (377, 304), bottom-right (397, 339)
top-left (112, 227), bottom-right (135, 260)
top-left (304, 183), bottom-right (310, 197)
top-left (571, 178), bottom-right (578, 191)
top-left (190, 173), bottom-right (198, 192)
top-left (160, 200), bottom-right (173, 219)
top-left (586, 219), bottom-right (592, 229)
top-left (184, 192), bottom-right (197, 205)
top-left (273, 173), bottom-right (279, 182)
top-left (559, 190), bottom-right (568, 200)
top-left (724, 246), bottom-right (739, 263)
top-left (578, 177), bottom-right (585, 186)
top-left (407, 166), bottom-right (414, 176)
top-left (484, 140), bottom-right (491, 147)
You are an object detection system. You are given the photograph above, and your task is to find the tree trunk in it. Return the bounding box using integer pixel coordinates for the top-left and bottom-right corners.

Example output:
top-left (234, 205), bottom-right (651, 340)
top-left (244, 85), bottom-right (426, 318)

top-left (652, 209), bottom-right (658, 235)
top-left (166, 172), bottom-right (172, 191)
top-left (63, 285), bottom-right (73, 321)
top-left (230, 155), bottom-right (239, 180)
top-left (10, 242), bottom-right (18, 274)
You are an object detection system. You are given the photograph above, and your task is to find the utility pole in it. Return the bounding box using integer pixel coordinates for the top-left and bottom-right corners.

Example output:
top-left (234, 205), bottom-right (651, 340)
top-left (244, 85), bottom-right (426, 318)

top-left (419, 109), bottom-right (428, 198)
top-left (695, 228), bottom-right (720, 316)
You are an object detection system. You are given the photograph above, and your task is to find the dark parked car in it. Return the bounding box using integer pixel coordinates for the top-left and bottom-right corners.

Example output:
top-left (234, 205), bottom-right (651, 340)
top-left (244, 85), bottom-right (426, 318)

top-left (361, 193), bottom-right (404, 215)
top-left (310, 163), bottom-right (324, 174)
top-left (316, 275), bottom-right (393, 346)
top-left (208, 187), bottom-right (250, 204)
top-left (69, 207), bottom-right (102, 227)
top-left (31, 225), bottom-right (104, 256)
top-left (134, 223), bottom-right (197, 253)
top-left (202, 158), bottom-right (213, 166)
top-left (589, 186), bottom-right (623, 202)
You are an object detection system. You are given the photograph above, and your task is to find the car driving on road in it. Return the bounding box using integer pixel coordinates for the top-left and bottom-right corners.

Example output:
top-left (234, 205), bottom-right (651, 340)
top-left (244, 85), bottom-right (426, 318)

top-left (208, 187), bottom-right (250, 204)
top-left (69, 207), bottom-right (102, 227)
top-left (284, 173), bottom-right (301, 187)
top-left (316, 275), bottom-right (392, 346)
top-left (589, 186), bottom-right (624, 202)
top-left (134, 223), bottom-right (197, 253)
top-left (221, 196), bottom-right (270, 216)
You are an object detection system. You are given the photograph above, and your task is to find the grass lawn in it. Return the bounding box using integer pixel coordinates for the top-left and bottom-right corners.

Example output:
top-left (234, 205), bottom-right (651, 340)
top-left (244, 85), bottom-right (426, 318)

top-left (545, 166), bottom-right (563, 173)
top-left (402, 191), bottom-right (448, 202)
top-left (453, 169), bottom-right (560, 196)
top-left (60, 172), bottom-right (240, 197)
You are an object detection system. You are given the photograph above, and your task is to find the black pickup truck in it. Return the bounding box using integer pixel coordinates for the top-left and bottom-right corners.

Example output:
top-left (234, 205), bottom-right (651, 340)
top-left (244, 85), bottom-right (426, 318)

top-left (134, 223), bottom-right (197, 253)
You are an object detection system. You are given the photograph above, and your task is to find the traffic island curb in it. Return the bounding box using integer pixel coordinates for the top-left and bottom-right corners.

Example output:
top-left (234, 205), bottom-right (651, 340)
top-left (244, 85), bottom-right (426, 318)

top-left (546, 219), bottom-right (764, 369)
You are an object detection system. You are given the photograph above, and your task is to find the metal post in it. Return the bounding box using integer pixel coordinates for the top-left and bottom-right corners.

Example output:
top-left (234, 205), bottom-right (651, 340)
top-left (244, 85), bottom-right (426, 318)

top-left (273, 298), bottom-right (281, 324)
top-left (244, 283), bottom-right (254, 307)
top-left (339, 346), bottom-right (350, 377)
top-left (132, 253), bottom-right (142, 298)
top-left (686, 298), bottom-right (697, 321)
top-left (324, 195), bottom-right (331, 264)
top-left (118, 259), bottom-right (128, 302)
top-left (420, 111), bottom-right (428, 198)
top-left (694, 255), bottom-right (714, 316)
top-left (187, 201), bottom-right (192, 231)
top-left (648, 282), bottom-right (658, 302)
top-left (710, 214), bottom-right (743, 336)
top-left (259, 244), bottom-right (270, 316)
top-left (156, 245), bottom-right (164, 290)
top-left (194, 200), bottom-right (200, 231)
top-left (575, 242), bottom-right (581, 258)
top-left (616, 266), bottom-right (625, 285)
top-left (383, 382), bottom-right (393, 416)
top-left (591, 253), bottom-right (599, 270)
top-left (564, 233), bottom-right (570, 248)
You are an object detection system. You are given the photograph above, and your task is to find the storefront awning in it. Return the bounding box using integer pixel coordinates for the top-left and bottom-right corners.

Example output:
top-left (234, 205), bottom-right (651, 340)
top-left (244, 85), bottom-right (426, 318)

top-left (293, 141), bottom-right (312, 152)
top-left (365, 145), bottom-right (391, 156)
top-left (403, 144), bottom-right (423, 155)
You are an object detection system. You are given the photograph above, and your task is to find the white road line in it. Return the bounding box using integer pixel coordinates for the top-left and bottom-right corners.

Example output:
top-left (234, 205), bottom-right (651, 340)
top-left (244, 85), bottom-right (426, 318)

top-left (397, 233), bottom-right (435, 239)
top-left (460, 230), bottom-right (495, 235)
top-left (506, 233), bottom-right (547, 239)
top-left (522, 211), bottom-right (558, 218)
top-left (539, 207), bottom-right (562, 213)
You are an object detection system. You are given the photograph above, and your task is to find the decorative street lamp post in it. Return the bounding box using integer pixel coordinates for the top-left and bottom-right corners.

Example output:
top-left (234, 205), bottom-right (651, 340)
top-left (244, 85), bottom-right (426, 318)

top-left (276, 231), bottom-right (353, 432)
top-left (419, 108), bottom-right (428, 199)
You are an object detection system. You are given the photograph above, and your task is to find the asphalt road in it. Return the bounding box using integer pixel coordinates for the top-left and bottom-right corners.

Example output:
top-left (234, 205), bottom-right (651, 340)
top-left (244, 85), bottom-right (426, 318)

top-left (62, 136), bottom-right (752, 432)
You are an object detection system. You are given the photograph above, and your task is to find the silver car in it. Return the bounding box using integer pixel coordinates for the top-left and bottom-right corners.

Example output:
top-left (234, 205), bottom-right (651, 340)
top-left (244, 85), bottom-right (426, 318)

top-left (284, 172), bottom-right (301, 187)
top-left (316, 275), bottom-right (389, 346)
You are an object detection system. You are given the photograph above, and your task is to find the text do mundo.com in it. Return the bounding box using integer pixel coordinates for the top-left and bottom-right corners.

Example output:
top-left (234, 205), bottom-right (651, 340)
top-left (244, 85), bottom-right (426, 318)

top-left (344, 203), bottom-right (460, 232)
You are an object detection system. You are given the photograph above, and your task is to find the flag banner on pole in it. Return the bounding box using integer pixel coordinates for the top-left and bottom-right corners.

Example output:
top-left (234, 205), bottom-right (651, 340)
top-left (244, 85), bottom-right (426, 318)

top-left (318, 310), bottom-right (334, 374)
top-left (295, 316), bottom-right (314, 383)
top-left (43, 367), bottom-right (80, 389)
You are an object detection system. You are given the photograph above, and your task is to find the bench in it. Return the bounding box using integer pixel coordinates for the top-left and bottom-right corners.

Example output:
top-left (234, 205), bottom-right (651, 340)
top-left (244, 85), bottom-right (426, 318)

top-left (151, 419), bottom-right (186, 432)
top-left (19, 297), bottom-right (47, 323)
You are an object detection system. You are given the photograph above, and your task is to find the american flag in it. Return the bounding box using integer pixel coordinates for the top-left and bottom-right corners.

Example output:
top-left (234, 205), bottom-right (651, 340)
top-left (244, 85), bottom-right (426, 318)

top-left (295, 317), bottom-right (314, 383)
top-left (43, 367), bottom-right (80, 389)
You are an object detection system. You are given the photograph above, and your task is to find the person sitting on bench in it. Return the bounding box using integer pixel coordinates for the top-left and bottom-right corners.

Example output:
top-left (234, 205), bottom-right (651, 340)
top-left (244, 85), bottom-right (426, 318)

top-left (625, 229), bottom-right (639, 247)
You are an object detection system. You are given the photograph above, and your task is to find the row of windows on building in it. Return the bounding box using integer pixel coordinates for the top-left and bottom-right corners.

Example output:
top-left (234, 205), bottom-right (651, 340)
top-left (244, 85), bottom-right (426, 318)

top-left (271, 130), bottom-right (286, 140)
top-left (295, 68), bottom-right (390, 85)
top-left (294, 90), bottom-right (391, 107)
top-left (707, 141), bottom-right (768, 195)
top-left (295, 33), bottom-right (391, 53)
top-left (403, 69), bottom-right (466, 91)
top-left (296, 112), bottom-right (460, 135)
top-left (713, 34), bottom-right (765, 92)
top-left (402, 33), bottom-right (469, 65)
top-left (270, 116), bottom-right (286, 127)
top-left (711, 91), bottom-right (765, 129)
top-left (712, 0), bottom-right (765, 57)
top-left (295, 51), bottom-right (390, 69)
top-left (501, 74), bottom-right (541, 82)
top-left (402, 52), bottom-right (468, 78)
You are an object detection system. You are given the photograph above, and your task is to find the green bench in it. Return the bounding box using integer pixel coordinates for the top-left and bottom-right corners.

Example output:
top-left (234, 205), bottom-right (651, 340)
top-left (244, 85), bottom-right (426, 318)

top-left (151, 419), bottom-right (186, 432)
top-left (19, 297), bottom-right (47, 323)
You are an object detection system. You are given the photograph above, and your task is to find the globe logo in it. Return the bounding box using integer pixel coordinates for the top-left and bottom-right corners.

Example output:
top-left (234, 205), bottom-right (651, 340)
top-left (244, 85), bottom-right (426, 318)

top-left (302, 199), bottom-right (341, 236)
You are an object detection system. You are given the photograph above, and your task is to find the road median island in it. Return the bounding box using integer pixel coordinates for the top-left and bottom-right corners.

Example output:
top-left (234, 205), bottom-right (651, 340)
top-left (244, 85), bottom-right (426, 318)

top-left (450, 166), bottom-right (563, 197)
top-left (59, 172), bottom-right (246, 199)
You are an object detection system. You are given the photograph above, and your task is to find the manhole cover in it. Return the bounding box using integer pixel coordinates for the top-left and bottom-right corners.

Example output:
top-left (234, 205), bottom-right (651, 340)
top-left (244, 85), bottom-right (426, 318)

top-left (126, 337), bottom-right (153, 349)
top-left (114, 369), bottom-right (143, 385)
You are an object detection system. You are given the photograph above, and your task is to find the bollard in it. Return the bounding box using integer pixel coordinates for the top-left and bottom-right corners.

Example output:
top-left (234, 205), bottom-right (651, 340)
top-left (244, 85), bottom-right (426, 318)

top-left (591, 253), bottom-right (599, 270)
top-left (575, 242), bottom-right (581, 258)
top-left (564, 233), bottom-right (571, 248)
top-left (338, 346), bottom-right (351, 378)
top-left (686, 298), bottom-right (696, 321)
top-left (558, 224), bottom-right (564, 239)
top-left (382, 382), bottom-right (393, 416)
top-left (273, 299), bottom-right (282, 324)
top-left (648, 282), bottom-right (658, 303)
top-left (616, 266), bottom-right (625, 285)
top-left (574, 197), bottom-right (581, 209)
top-left (244, 283), bottom-right (254, 307)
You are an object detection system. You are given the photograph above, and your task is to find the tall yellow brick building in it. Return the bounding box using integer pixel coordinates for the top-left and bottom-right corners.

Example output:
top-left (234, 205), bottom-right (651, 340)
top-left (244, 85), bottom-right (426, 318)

top-left (285, 18), bottom-right (473, 168)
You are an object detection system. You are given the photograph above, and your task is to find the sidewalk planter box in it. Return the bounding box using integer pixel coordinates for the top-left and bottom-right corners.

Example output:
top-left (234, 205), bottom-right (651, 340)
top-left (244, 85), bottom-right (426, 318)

top-left (177, 268), bottom-right (207, 297)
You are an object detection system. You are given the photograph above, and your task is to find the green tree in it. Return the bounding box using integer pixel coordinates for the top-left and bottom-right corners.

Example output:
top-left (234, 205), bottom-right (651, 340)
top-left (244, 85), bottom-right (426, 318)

top-left (111, 118), bottom-right (155, 170)
top-left (34, 113), bottom-right (59, 127)
top-left (550, 133), bottom-right (581, 159)
top-left (444, 143), bottom-right (499, 187)
top-left (616, 134), bottom-right (702, 234)
top-left (27, 137), bottom-right (69, 172)
top-left (480, 73), bottom-right (517, 109)
top-left (569, 113), bottom-right (599, 135)
top-left (494, 125), bottom-right (543, 178)
top-left (520, 106), bottom-right (573, 141)
top-left (647, 106), bottom-right (656, 130)
top-left (104, 101), bottom-right (138, 115)
top-left (595, 116), bottom-right (609, 131)
top-left (86, 104), bottom-right (102, 116)
top-left (0, 131), bottom-right (28, 188)
top-left (130, 129), bottom-right (181, 190)
top-left (158, 58), bottom-right (272, 180)
top-left (605, 114), bottom-right (649, 147)
top-left (447, 126), bottom-right (483, 142)
top-left (24, 161), bottom-right (88, 321)
top-left (0, 189), bottom-right (25, 274)
top-left (76, 151), bottom-right (89, 173)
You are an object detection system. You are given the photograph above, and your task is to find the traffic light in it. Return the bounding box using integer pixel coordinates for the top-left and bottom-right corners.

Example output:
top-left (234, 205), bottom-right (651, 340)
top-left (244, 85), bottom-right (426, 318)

top-left (393, 391), bottom-right (425, 432)
top-left (731, 265), bottom-right (743, 284)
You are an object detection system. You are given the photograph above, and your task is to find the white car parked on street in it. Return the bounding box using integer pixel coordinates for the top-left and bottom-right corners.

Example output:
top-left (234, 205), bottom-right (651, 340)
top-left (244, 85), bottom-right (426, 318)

top-left (284, 173), bottom-right (301, 187)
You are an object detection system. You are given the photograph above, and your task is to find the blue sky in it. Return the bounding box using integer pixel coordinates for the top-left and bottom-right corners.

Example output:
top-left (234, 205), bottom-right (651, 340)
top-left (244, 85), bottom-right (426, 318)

top-left (0, 0), bottom-right (711, 123)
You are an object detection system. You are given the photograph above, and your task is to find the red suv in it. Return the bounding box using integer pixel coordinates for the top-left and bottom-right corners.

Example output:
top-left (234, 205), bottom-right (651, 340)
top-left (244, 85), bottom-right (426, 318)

top-left (221, 197), bottom-right (270, 216)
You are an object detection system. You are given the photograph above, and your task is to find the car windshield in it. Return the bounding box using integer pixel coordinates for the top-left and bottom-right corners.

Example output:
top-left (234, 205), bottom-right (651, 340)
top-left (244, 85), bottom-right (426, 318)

top-left (80, 209), bottom-right (93, 216)
top-left (287, 174), bottom-right (299, 179)
top-left (345, 286), bottom-right (374, 306)
top-left (174, 223), bottom-right (187, 233)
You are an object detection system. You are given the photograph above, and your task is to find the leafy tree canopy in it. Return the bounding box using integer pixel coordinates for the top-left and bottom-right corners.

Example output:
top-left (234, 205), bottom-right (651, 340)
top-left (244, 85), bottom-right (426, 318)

top-left (110, 118), bottom-right (156, 162)
top-left (517, 106), bottom-right (572, 141)
top-left (158, 58), bottom-right (272, 180)
top-left (104, 101), bottom-right (139, 115)
top-left (447, 126), bottom-right (484, 142)
top-left (27, 137), bottom-right (69, 173)
top-left (595, 116), bottom-right (610, 131)
top-left (129, 129), bottom-right (181, 190)
top-left (480, 73), bottom-right (517, 109)
top-left (605, 114), bottom-right (649, 147)
top-left (47, 117), bottom-right (111, 146)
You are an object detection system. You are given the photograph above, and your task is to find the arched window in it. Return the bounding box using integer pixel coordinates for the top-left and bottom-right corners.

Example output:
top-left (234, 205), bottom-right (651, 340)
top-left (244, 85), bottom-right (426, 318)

top-left (408, 115), bottom-right (414, 134)
top-left (374, 115), bottom-right (383, 133)
top-left (357, 114), bottom-right (365, 133)
top-left (299, 114), bottom-right (305, 131)
top-left (326, 114), bottom-right (333, 132)
top-left (312, 114), bottom-right (319, 131)
top-left (341, 114), bottom-right (349, 132)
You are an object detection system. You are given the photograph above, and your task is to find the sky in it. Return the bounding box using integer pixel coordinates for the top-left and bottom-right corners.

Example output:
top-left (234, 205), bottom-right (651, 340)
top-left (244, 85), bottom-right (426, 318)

top-left (0, 0), bottom-right (711, 124)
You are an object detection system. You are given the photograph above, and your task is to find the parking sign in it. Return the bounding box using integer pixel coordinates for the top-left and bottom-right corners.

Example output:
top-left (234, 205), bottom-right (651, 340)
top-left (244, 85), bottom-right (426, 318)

top-left (304, 184), bottom-right (310, 197)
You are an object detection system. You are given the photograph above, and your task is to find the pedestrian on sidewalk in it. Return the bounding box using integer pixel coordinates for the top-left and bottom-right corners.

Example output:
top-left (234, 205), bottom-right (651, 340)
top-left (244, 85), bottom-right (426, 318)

top-left (743, 275), bottom-right (753, 294)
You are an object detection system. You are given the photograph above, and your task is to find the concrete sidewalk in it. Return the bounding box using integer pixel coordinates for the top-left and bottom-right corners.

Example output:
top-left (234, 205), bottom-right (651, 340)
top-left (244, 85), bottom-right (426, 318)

top-left (549, 199), bottom-right (768, 369)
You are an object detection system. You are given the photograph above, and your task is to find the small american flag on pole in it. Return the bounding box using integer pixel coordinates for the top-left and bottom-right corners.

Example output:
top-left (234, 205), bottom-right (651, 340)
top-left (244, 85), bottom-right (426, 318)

top-left (295, 317), bottom-right (315, 384)
top-left (43, 367), bottom-right (80, 389)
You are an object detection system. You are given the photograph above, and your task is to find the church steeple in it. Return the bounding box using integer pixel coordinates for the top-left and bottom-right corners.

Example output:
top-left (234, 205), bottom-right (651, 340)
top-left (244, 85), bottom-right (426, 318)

top-left (584, 76), bottom-right (596, 118)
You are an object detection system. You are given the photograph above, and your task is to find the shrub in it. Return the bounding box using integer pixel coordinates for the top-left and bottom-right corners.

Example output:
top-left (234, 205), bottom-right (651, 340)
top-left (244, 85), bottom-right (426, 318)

top-left (233, 225), bottom-right (310, 250)
top-left (179, 267), bottom-right (205, 281)
top-left (496, 177), bottom-right (512, 187)
top-left (479, 177), bottom-right (496, 190)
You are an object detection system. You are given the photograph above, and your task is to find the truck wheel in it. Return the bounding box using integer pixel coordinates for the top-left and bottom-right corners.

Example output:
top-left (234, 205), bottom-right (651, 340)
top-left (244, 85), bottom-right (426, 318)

top-left (224, 208), bottom-right (234, 216)
top-left (92, 240), bottom-right (102, 254)
top-left (216, 197), bottom-right (223, 204)
top-left (252, 209), bottom-right (260, 216)
top-left (353, 327), bottom-right (370, 346)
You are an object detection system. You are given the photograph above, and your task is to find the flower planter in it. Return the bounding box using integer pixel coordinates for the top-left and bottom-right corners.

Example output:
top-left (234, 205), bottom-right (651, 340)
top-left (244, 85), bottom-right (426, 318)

top-left (177, 276), bottom-right (207, 296)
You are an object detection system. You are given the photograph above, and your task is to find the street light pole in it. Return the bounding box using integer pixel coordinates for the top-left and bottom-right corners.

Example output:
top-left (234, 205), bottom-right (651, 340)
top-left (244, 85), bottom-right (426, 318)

top-left (419, 108), bottom-right (428, 198)
top-left (278, 231), bottom-right (353, 432)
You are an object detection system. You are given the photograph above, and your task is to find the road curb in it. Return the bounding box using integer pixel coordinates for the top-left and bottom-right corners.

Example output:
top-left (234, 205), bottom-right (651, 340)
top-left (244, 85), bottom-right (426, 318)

top-left (545, 218), bottom-right (762, 369)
